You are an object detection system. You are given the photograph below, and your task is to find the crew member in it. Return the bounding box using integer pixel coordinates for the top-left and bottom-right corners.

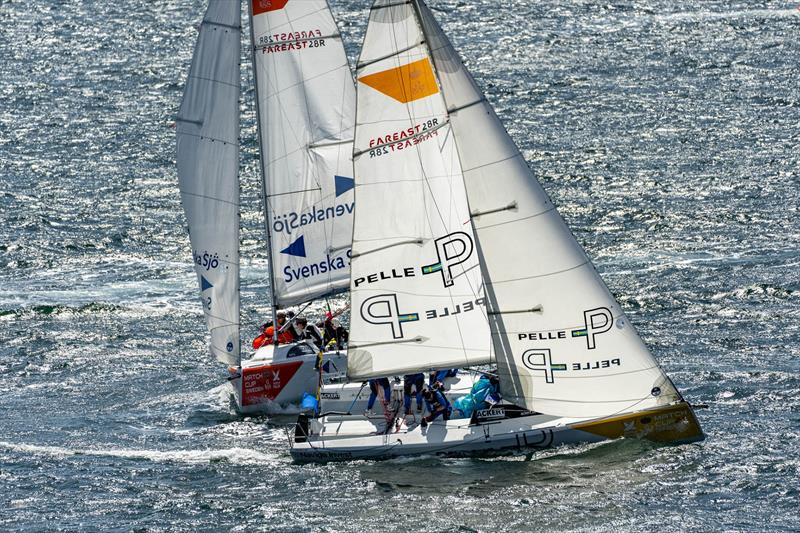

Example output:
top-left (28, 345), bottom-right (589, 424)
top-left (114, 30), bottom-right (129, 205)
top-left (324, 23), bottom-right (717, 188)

top-left (421, 386), bottom-right (451, 428)
top-left (365, 377), bottom-right (392, 415)
top-left (296, 316), bottom-right (324, 350)
top-left (403, 373), bottom-right (425, 415)
top-left (252, 311), bottom-right (296, 349)
top-left (429, 368), bottom-right (459, 387)
top-left (322, 311), bottom-right (349, 349)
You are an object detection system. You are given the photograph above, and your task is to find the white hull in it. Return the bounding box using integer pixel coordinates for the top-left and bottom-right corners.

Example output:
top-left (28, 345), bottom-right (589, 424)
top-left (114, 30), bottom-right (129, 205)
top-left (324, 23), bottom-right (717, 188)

top-left (228, 341), bottom-right (475, 415)
top-left (289, 402), bottom-right (704, 462)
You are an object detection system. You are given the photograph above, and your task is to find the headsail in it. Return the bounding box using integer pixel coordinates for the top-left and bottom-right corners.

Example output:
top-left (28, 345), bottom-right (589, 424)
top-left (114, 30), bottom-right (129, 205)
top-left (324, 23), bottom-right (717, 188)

top-left (177, 0), bottom-right (242, 366)
top-left (347, 0), bottom-right (491, 379)
top-left (413, 0), bottom-right (681, 418)
top-left (250, 0), bottom-right (356, 308)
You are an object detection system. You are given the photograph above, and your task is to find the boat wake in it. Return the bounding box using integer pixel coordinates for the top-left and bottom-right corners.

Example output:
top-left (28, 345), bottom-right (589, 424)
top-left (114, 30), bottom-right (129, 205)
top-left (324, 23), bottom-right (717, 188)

top-left (0, 440), bottom-right (282, 465)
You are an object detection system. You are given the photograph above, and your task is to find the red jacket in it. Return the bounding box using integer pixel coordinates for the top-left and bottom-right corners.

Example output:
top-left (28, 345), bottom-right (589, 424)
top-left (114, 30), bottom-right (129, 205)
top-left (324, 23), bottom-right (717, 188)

top-left (252, 326), bottom-right (294, 349)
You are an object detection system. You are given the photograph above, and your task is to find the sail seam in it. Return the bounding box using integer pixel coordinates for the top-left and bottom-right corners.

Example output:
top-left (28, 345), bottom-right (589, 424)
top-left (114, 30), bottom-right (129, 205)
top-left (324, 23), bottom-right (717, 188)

top-left (353, 118), bottom-right (449, 157)
top-left (356, 41), bottom-right (425, 70)
top-left (461, 152), bottom-right (520, 174)
top-left (485, 260), bottom-right (589, 285)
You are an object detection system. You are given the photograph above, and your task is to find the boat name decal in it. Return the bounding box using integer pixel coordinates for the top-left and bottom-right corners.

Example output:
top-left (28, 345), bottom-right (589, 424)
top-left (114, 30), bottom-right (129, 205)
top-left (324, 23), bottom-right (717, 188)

top-left (367, 119), bottom-right (440, 158)
top-left (354, 232), bottom-right (475, 289)
top-left (320, 392), bottom-right (340, 400)
top-left (518, 307), bottom-right (615, 350)
top-left (476, 408), bottom-right (505, 419)
top-left (193, 250), bottom-right (221, 271)
top-left (521, 348), bottom-right (622, 384)
top-left (360, 293), bottom-right (484, 338)
top-left (257, 29), bottom-right (327, 54)
top-left (272, 202), bottom-right (354, 237)
top-left (283, 250), bottom-right (352, 283)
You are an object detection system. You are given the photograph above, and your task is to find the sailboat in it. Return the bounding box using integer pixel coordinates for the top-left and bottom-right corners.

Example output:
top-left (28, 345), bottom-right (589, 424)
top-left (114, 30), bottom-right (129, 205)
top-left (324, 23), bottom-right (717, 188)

top-left (176, 0), bottom-right (360, 413)
top-left (289, 0), bottom-right (704, 461)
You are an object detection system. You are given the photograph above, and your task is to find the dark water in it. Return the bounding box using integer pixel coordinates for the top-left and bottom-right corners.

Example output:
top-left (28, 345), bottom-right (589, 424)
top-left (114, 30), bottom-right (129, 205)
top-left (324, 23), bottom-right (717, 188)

top-left (2, 0), bottom-right (799, 530)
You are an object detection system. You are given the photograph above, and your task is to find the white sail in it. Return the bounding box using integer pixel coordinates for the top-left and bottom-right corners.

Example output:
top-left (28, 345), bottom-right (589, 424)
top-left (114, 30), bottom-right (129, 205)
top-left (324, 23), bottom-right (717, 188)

top-left (347, 0), bottom-right (491, 379)
top-left (176, 0), bottom-right (241, 366)
top-left (413, 0), bottom-right (680, 418)
top-left (250, 0), bottom-right (356, 307)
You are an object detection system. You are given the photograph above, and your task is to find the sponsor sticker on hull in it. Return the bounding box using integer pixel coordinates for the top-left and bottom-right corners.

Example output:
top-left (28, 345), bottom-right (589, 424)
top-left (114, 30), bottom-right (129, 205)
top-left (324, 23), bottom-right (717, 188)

top-left (241, 360), bottom-right (303, 406)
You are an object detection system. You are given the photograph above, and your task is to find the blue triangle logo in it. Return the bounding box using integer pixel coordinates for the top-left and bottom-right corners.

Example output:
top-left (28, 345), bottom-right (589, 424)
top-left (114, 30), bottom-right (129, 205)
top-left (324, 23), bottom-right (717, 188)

top-left (200, 275), bottom-right (213, 292)
top-left (334, 175), bottom-right (354, 197)
top-left (280, 235), bottom-right (306, 257)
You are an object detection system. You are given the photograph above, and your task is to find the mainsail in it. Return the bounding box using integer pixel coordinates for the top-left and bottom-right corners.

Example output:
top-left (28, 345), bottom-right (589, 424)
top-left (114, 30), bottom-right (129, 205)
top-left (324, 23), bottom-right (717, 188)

top-left (250, 0), bottom-right (356, 308)
top-left (352, 0), bottom-right (682, 419)
top-left (347, 0), bottom-right (491, 379)
top-left (177, 0), bottom-right (242, 366)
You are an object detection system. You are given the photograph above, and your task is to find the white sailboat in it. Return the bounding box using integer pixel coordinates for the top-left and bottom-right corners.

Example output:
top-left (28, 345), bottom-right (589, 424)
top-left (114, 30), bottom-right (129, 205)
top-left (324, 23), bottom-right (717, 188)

top-left (177, 0), bottom-right (359, 413)
top-left (289, 0), bottom-right (704, 461)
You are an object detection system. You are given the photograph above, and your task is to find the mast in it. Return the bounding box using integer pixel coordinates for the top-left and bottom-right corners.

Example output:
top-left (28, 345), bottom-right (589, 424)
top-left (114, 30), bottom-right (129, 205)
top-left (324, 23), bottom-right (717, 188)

top-left (247, 0), bottom-right (279, 343)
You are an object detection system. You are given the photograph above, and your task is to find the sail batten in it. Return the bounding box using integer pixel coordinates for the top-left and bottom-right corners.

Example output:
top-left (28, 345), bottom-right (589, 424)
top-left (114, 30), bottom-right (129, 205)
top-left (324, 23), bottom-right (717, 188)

top-left (250, 0), bottom-right (356, 308)
top-left (177, 0), bottom-right (242, 366)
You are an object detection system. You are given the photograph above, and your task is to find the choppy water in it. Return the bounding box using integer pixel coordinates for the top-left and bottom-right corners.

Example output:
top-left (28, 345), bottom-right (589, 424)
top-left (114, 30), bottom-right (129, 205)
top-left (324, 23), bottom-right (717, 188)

top-left (1, 0), bottom-right (799, 531)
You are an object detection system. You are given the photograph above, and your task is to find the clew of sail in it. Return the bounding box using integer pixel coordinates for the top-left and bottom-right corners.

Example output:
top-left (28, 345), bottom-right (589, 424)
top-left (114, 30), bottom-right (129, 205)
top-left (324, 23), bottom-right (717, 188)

top-left (413, 0), bottom-right (680, 418)
top-left (250, 0), bottom-right (356, 308)
top-left (347, 0), bottom-right (491, 380)
top-left (176, 0), bottom-right (242, 366)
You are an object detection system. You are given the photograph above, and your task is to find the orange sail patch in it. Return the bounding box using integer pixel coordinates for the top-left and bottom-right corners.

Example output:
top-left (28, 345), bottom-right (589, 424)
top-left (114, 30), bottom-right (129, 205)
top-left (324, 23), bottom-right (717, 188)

top-left (252, 0), bottom-right (289, 15)
top-left (358, 58), bottom-right (439, 104)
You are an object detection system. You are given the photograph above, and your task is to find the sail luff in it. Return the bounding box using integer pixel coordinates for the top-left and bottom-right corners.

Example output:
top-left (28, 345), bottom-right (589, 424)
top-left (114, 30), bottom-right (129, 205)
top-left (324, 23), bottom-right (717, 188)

top-left (177, 0), bottom-right (242, 366)
top-left (250, 0), bottom-right (357, 309)
top-left (414, 0), bottom-right (682, 418)
top-left (247, 0), bottom-right (279, 340)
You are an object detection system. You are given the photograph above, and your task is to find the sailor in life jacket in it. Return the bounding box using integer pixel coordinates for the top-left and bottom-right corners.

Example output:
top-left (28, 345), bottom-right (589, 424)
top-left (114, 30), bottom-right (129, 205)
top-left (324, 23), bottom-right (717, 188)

top-left (420, 383), bottom-right (452, 428)
top-left (365, 377), bottom-right (392, 415)
top-left (252, 311), bottom-right (297, 349)
top-left (295, 316), bottom-right (324, 350)
top-left (403, 373), bottom-right (425, 415)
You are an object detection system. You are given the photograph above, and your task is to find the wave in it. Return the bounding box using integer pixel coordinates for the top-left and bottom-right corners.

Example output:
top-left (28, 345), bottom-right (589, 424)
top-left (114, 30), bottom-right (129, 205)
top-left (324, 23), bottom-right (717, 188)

top-left (0, 440), bottom-right (282, 465)
top-left (655, 8), bottom-right (800, 23)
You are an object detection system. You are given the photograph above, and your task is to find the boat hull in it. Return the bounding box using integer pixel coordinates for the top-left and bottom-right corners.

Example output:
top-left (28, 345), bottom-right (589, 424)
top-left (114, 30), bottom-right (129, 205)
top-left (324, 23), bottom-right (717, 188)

top-left (289, 402), bottom-right (704, 462)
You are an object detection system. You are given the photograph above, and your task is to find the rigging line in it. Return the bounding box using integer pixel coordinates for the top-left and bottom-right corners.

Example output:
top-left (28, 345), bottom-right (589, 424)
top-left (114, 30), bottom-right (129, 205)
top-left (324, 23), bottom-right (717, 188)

top-left (485, 260), bottom-right (589, 285)
top-left (265, 187), bottom-right (321, 198)
top-left (353, 118), bottom-right (450, 157)
top-left (356, 40), bottom-right (425, 71)
top-left (350, 238), bottom-right (425, 259)
top-left (184, 74), bottom-right (240, 89)
top-left (204, 310), bottom-right (240, 323)
top-left (202, 20), bottom-right (241, 31)
top-left (176, 131), bottom-right (239, 146)
top-left (179, 189), bottom-right (239, 207)
top-left (474, 206), bottom-right (556, 231)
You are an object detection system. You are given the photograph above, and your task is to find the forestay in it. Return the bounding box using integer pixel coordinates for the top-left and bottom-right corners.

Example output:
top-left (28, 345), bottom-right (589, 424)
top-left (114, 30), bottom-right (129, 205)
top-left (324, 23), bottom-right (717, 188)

top-left (176, 0), bottom-right (241, 366)
top-left (347, 0), bottom-right (491, 379)
top-left (414, 0), bottom-right (680, 418)
top-left (250, 0), bottom-right (356, 307)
